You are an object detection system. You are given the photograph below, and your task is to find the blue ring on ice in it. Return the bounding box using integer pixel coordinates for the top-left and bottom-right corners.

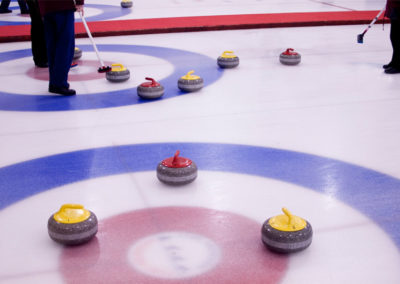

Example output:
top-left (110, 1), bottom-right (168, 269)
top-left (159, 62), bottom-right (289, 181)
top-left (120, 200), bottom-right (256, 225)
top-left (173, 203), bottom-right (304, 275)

top-left (0, 44), bottom-right (223, 111)
top-left (0, 142), bottom-right (399, 248)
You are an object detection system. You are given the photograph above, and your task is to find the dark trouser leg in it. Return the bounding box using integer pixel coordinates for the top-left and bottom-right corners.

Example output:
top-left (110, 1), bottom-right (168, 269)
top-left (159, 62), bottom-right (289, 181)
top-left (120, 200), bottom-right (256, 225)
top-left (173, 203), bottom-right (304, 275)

top-left (44, 10), bottom-right (75, 88)
top-left (17, 0), bottom-right (28, 13)
top-left (26, 0), bottom-right (47, 66)
top-left (0, 0), bottom-right (11, 10)
top-left (390, 19), bottom-right (400, 67)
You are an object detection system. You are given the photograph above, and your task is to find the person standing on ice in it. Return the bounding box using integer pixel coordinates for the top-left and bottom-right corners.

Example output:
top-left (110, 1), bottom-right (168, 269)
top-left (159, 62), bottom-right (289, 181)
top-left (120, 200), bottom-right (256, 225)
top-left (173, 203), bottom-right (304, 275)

top-left (37, 0), bottom-right (84, 95)
top-left (384, 0), bottom-right (400, 74)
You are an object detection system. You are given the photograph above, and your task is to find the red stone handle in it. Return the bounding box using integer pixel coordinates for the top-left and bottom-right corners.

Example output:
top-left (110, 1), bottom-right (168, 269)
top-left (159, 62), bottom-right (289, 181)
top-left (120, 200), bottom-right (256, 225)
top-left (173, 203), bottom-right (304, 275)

top-left (283, 48), bottom-right (296, 55)
top-left (141, 77), bottom-right (160, 87)
top-left (172, 150), bottom-right (180, 165)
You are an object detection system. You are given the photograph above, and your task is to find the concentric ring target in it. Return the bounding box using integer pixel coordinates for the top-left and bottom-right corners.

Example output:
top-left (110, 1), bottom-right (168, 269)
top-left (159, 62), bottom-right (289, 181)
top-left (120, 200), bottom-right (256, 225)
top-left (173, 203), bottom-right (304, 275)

top-left (0, 4), bottom-right (131, 26)
top-left (0, 44), bottom-right (223, 111)
top-left (60, 207), bottom-right (287, 283)
top-left (0, 142), bottom-right (399, 249)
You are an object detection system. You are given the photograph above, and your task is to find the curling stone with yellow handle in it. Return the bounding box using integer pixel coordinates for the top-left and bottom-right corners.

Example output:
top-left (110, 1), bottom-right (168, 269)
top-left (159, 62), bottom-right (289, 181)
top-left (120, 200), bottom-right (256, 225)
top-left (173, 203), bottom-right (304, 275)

top-left (177, 70), bottom-right (204, 92)
top-left (73, 47), bottom-right (82, 60)
top-left (157, 150), bottom-right (198, 185)
top-left (261, 207), bottom-right (312, 253)
top-left (279, 48), bottom-right (301, 65)
top-left (47, 204), bottom-right (98, 245)
top-left (217, 51), bottom-right (239, 68)
top-left (121, 0), bottom-right (132, 8)
top-left (106, 63), bottom-right (130, 82)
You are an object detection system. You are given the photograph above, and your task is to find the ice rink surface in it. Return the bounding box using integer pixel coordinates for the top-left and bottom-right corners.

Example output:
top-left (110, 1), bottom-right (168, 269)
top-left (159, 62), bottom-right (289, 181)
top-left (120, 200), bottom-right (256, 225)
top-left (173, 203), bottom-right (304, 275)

top-left (0, 1), bottom-right (399, 283)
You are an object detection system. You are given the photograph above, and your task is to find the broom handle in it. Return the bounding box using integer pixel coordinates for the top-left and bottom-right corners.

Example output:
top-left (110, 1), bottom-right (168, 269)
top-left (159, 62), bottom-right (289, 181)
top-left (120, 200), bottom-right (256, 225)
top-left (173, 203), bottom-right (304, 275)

top-left (77, 10), bottom-right (106, 67)
top-left (362, 7), bottom-right (386, 34)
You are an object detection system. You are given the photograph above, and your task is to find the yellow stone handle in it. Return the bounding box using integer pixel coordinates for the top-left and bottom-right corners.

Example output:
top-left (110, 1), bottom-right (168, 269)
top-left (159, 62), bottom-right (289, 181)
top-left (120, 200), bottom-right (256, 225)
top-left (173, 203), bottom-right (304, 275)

top-left (111, 63), bottom-right (126, 71)
top-left (181, 70), bottom-right (200, 80)
top-left (60, 204), bottom-right (84, 211)
top-left (54, 204), bottom-right (90, 224)
top-left (268, 207), bottom-right (307, 232)
top-left (282, 207), bottom-right (293, 225)
top-left (221, 51), bottom-right (237, 58)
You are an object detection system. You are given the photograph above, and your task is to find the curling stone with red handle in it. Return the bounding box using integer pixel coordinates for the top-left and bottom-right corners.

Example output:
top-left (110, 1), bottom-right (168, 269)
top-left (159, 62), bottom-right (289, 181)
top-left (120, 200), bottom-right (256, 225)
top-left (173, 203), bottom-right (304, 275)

top-left (157, 150), bottom-right (198, 185)
top-left (137, 77), bottom-right (165, 99)
top-left (279, 48), bottom-right (301, 65)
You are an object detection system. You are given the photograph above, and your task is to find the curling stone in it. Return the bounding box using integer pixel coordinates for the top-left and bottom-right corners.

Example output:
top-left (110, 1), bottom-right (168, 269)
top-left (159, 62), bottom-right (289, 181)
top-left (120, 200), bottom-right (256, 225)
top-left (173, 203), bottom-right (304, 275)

top-left (157, 150), bottom-right (197, 185)
top-left (48, 204), bottom-right (98, 245)
top-left (73, 47), bottom-right (82, 60)
top-left (177, 70), bottom-right (204, 92)
top-left (217, 51), bottom-right (239, 68)
top-left (121, 0), bottom-right (132, 8)
top-left (261, 208), bottom-right (312, 253)
top-left (137, 77), bottom-right (164, 99)
top-left (106, 63), bottom-right (130, 82)
top-left (279, 48), bottom-right (301, 65)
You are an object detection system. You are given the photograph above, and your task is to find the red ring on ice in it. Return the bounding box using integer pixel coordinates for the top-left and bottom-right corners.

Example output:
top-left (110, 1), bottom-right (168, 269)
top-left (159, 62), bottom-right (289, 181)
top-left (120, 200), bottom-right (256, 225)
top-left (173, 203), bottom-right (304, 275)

top-left (25, 60), bottom-right (114, 82)
top-left (60, 207), bottom-right (288, 283)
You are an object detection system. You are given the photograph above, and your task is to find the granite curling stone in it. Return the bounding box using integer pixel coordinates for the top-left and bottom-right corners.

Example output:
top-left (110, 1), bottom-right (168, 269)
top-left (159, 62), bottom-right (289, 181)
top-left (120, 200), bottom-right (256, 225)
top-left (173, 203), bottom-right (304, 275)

top-left (178, 70), bottom-right (204, 92)
top-left (157, 150), bottom-right (198, 185)
top-left (137, 77), bottom-right (165, 99)
top-left (121, 0), bottom-right (132, 8)
top-left (73, 47), bottom-right (82, 60)
top-left (48, 204), bottom-right (98, 245)
top-left (279, 48), bottom-right (301, 65)
top-left (106, 63), bottom-right (130, 82)
top-left (261, 207), bottom-right (312, 253)
top-left (217, 50), bottom-right (239, 68)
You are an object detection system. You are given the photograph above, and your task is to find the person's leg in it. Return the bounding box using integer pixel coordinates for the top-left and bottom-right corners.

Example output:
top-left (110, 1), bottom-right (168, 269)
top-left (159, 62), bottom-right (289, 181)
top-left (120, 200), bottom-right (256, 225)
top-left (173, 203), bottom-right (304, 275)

top-left (44, 10), bottom-right (76, 94)
top-left (52, 10), bottom-right (75, 88)
top-left (26, 0), bottom-right (47, 67)
top-left (0, 0), bottom-right (12, 13)
top-left (385, 19), bottom-right (400, 74)
top-left (390, 19), bottom-right (400, 66)
top-left (17, 0), bottom-right (29, 14)
top-left (43, 13), bottom-right (57, 83)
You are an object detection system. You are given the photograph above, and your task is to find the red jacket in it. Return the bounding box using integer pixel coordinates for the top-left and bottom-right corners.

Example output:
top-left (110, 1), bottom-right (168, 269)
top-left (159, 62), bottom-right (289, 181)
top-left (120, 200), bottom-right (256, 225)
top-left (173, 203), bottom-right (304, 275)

top-left (38, 0), bottom-right (84, 16)
top-left (385, 0), bottom-right (400, 18)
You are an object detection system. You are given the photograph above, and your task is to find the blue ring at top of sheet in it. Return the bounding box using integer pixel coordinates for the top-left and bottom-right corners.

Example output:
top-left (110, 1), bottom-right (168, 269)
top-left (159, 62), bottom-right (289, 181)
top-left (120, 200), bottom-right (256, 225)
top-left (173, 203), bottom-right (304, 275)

top-left (0, 4), bottom-right (131, 26)
top-left (0, 142), bottom-right (399, 249)
top-left (0, 44), bottom-right (224, 111)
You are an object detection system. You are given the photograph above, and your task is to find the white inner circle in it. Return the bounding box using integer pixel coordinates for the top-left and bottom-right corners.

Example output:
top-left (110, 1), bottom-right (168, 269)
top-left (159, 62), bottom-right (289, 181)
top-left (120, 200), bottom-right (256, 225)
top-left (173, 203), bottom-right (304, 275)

top-left (0, 51), bottom-right (173, 95)
top-left (127, 231), bottom-right (221, 279)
